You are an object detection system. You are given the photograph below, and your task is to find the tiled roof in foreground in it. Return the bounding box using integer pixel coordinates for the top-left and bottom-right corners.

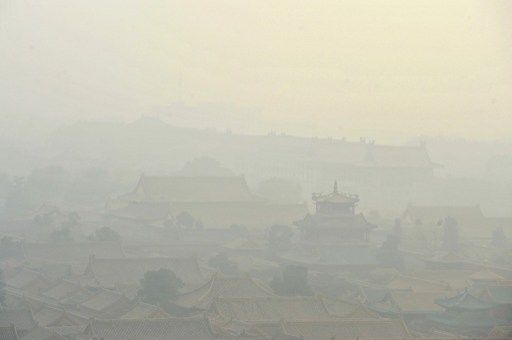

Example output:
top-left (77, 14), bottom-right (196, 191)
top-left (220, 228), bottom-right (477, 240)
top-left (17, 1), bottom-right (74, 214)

top-left (83, 315), bottom-right (214, 340)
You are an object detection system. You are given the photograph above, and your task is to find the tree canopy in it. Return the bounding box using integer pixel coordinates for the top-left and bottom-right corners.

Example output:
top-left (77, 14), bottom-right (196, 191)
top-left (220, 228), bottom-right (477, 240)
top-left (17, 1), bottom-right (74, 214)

top-left (138, 268), bottom-right (184, 312)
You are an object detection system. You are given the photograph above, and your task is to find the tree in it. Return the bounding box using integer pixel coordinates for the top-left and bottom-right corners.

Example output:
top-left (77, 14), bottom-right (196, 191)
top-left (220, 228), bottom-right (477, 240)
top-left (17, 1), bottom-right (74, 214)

top-left (175, 212), bottom-right (195, 228)
top-left (138, 269), bottom-right (183, 312)
top-left (378, 234), bottom-right (404, 270)
top-left (269, 265), bottom-right (313, 296)
top-left (91, 226), bottom-right (121, 242)
top-left (268, 224), bottom-right (293, 251)
top-left (442, 216), bottom-right (459, 252)
top-left (208, 253), bottom-right (239, 275)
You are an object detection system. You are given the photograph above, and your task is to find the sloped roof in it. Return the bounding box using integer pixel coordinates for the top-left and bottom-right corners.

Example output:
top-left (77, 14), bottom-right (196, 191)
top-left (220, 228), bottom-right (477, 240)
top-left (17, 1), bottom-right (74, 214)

top-left (480, 285), bottom-right (512, 304)
top-left (409, 269), bottom-right (475, 291)
top-left (176, 273), bottom-right (274, 309)
top-left (0, 309), bottom-right (36, 332)
top-left (429, 310), bottom-right (508, 329)
top-left (370, 291), bottom-right (447, 315)
top-left (84, 256), bottom-right (205, 288)
top-left (59, 286), bottom-right (96, 306)
top-left (0, 325), bottom-right (18, 340)
top-left (436, 289), bottom-right (495, 311)
top-left (45, 325), bottom-right (86, 338)
top-left (119, 302), bottom-right (170, 320)
top-left (211, 296), bottom-right (331, 322)
top-left (280, 318), bottom-right (411, 340)
top-left (31, 306), bottom-right (80, 327)
top-left (18, 326), bottom-right (65, 340)
top-left (131, 175), bottom-right (257, 203)
top-left (312, 182), bottom-right (359, 205)
top-left (78, 289), bottom-right (129, 315)
top-left (83, 315), bottom-right (214, 340)
top-left (321, 298), bottom-right (378, 319)
top-left (41, 280), bottom-right (83, 302)
top-left (385, 274), bottom-right (450, 292)
top-left (3, 268), bottom-right (52, 291)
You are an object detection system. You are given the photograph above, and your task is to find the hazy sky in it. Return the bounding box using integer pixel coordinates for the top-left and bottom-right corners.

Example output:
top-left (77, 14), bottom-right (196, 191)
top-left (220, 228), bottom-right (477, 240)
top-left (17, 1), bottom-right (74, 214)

top-left (1, 0), bottom-right (511, 142)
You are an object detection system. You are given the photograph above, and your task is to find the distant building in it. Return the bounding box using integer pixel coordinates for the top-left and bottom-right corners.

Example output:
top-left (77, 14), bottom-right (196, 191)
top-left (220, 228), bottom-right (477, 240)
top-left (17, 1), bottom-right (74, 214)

top-left (295, 181), bottom-right (376, 244)
top-left (401, 204), bottom-right (512, 239)
top-left (113, 175), bottom-right (307, 229)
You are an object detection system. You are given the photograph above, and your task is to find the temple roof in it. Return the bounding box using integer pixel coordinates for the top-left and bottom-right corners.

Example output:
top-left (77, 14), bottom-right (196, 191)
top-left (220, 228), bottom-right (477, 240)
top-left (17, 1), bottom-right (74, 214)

top-left (429, 310), bottom-right (509, 329)
top-left (385, 274), bottom-right (451, 292)
top-left (119, 302), bottom-right (170, 320)
top-left (322, 298), bottom-right (378, 319)
top-left (175, 273), bottom-right (274, 310)
top-left (210, 296), bottom-right (331, 322)
top-left (312, 181), bottom-right (359, 205)
top-left (369, 290), bottom-right (447, 315)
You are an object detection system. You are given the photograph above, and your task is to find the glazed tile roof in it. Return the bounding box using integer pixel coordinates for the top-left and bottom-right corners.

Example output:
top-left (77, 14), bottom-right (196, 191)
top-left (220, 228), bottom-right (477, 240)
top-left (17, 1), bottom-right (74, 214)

top-left (83, 315), bottom-right (214, 340)
top-left (176, 273), bottom-right (274, 309)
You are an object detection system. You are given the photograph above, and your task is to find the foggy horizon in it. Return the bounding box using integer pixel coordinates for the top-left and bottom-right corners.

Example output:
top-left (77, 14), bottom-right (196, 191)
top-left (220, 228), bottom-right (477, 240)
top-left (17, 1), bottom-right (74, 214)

top-left (2, 0), bottom-right (512, 143)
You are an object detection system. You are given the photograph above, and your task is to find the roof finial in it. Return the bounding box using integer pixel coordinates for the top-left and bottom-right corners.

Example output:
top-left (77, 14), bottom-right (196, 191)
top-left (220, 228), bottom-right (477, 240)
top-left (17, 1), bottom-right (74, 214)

top-left (333, 180), bottom-right (338, 194)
